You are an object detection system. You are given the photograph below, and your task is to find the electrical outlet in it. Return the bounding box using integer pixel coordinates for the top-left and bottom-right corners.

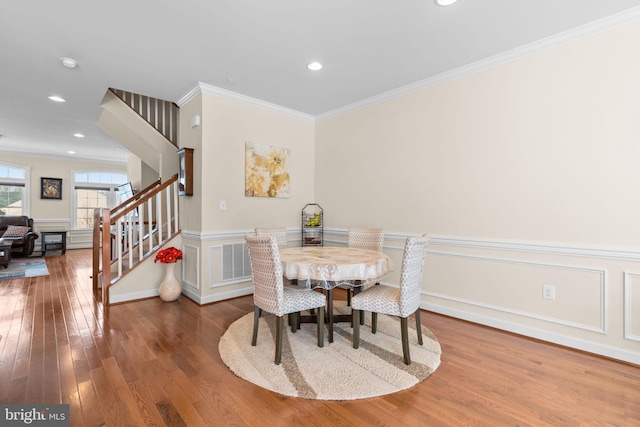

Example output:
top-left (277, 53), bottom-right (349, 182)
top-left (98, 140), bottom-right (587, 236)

top-left (543, 284), bottom-right (555, 300)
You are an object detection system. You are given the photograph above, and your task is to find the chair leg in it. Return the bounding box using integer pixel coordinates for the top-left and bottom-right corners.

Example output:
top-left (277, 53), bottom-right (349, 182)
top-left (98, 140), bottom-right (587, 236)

top-left (401, 317), bottom-right (411, 365)
top-left (290, 312), bottom-right (297, 333)
top-left (371, 312), bottom-right (378, 334)
top-left (275, 316), bottom-right (284, 365)
top-left (346, 288), bottom-right (351, 306)
top-left (317, 306), bottom-right (325, 347)
top-left (251, 306), bottom-right (261, 346)
top-left (415, 309), bottom-right (423, 345)
top-left (352, 309), bottom-right (360, 348)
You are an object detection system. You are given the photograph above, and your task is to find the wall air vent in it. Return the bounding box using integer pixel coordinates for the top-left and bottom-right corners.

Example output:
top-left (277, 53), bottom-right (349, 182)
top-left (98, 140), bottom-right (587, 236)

top-left (222, 243), bottom-right (251, 280)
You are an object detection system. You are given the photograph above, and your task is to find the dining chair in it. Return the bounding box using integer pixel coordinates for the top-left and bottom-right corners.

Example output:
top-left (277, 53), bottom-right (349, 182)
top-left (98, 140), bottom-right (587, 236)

top-left (341, 227), bottom-right (385, 306)
top-left (255, 226), bottom-right (288, 249)
top-left (351, 234), bottom-right (429, 365)
top-left (245, 234), bottom-right (325, 365)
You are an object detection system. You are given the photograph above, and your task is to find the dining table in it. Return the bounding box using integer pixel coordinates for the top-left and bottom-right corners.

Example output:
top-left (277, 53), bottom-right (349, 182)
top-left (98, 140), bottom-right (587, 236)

top-left (279, 246), bottom-right (393, 342)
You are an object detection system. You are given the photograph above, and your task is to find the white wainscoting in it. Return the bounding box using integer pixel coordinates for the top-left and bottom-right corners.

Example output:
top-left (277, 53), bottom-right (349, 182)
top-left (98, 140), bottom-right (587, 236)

top-left (426, 250), bottom-right (606, 333)
top-left (182, 244), bottom-right (199, 290)
top-left (181, 228), bottom-right (640, 364)
top-left (624, 272), bottom-right (640, 342)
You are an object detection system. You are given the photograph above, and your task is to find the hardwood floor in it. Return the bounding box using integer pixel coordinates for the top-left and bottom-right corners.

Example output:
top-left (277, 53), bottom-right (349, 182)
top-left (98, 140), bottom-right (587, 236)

top-left (1, 249), bottom-right (639, 426)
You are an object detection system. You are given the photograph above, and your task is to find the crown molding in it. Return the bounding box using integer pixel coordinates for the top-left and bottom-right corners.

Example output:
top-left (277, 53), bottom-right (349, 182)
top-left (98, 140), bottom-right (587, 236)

top-left (0, 149), bottom-right (127, 165)
top-left (315, 6), bottom-right (640, 121)
top-left (175, 7), bottom-right (640, 124)
top-left (177, 82), bottom-right (315, 123)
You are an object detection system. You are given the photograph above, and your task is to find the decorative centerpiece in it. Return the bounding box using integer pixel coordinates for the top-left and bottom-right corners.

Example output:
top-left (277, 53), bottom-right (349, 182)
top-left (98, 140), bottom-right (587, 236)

top-left (154, 246), bottom-right (183, 301)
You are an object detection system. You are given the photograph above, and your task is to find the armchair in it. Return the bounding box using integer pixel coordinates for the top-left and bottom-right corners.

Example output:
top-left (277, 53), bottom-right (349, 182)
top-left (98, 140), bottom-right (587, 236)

top-left (0, 215), bottom-right (39, 256)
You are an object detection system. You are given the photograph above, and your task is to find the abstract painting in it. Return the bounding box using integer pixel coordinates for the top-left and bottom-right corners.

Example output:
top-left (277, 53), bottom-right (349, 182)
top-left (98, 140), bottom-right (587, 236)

top-left (245, 142), bottom-right (290, 198)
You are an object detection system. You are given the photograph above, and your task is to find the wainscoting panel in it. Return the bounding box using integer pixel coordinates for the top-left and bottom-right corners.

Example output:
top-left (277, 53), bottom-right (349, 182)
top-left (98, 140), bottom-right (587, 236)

top-left (624, 272), bottom-right (640, 342)
top-left (425, 250), bottom-right (606, 333)
top-left (182, 244), bottom-right (199, 290)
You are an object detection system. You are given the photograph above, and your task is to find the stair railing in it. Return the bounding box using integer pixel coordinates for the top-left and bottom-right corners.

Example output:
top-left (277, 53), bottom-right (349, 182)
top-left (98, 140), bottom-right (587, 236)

top-left (92, 174), bottom-right (180, 305)
top-left (109, 88), bottom-right (179, 146)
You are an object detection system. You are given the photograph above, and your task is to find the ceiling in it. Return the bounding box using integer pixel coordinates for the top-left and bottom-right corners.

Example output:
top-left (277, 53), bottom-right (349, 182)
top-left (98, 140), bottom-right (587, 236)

top-left (2, 0), bottom-right (640, 164)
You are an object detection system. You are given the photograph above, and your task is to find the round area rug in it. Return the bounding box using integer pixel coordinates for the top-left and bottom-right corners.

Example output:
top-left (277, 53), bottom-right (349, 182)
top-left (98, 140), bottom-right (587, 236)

top-left (218, 301), bottom-right (441, 400)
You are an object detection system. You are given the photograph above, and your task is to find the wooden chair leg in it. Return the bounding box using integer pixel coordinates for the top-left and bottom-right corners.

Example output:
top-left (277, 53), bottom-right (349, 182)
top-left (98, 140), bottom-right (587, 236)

top-left (371, 312), bottom-right (378, 334)
top-left (415, 309), bottom-right (423, 345)
top-left (346, 289), bottom-right (351, 306)
top-left (251, 306), bottom-right (261, 346)
top-left (317, 306), bottom-right (325, 347)
top-left (275, 316), bottom-right (284, 365)
top-left (351, 286), bottom-right (366, 325)
top-left (352, 309), bottom-right (360, 348)
top-left (401, 317), bottom-right (411, 365)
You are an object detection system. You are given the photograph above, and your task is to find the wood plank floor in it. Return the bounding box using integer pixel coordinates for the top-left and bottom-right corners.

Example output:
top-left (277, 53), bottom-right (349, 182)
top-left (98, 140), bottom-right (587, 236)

top-left (1, 249), bottom-right (639, 426)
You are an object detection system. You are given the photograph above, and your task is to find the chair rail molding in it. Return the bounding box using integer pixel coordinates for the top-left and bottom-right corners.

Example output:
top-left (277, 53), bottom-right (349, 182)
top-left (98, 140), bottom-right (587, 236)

top-left (428, 235), bottom-right (640, 262)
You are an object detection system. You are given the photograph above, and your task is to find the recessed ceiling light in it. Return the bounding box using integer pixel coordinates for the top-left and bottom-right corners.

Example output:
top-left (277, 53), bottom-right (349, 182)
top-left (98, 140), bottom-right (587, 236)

top-left (73, 133), bottom-right (85, 138)
top-left (67, 150), bottom-right (76, 154)
top-left (115, 147), bottom-right (126, 151)
top-left (48, 95), bottom-right (66, 103)
top-left (435, 0), bottom-right (458, 5)
top-left (60, 57), bottom-right (78, 68)
top-left (307, 62), bottom-right (323, 71)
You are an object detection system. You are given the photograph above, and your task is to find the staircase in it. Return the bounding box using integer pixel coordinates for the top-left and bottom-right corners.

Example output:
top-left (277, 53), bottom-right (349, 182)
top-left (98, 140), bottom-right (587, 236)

top-left (92, 175), bottom-right (181, 305)
top-left (97, 88), bottom-right (180, 180)
top-left (94, 88), bottom-right (182, 306)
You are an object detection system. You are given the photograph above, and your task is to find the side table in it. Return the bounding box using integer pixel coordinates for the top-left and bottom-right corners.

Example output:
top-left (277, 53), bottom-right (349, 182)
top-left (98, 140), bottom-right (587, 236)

top-left (0, 238), bottom-right (13, 268)
top-left (41, 231), bottom-right (67, 256)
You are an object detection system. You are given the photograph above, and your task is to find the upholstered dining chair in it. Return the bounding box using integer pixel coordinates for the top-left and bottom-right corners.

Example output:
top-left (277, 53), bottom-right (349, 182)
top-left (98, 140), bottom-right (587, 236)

top-left (351, 234), bottom-right (429, 365)
top-left (245, 234), bottom-right (325, 365)
top-left (255, 226), bottom-right (288, 249)
top-left (341, 227), bottom-right (385, 306)
top-left (255, 226), bottom-right (295, 288)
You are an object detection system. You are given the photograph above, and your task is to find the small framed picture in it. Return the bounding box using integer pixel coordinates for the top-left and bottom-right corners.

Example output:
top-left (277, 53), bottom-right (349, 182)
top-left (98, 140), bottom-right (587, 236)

top-left (41, 177), bottom-right (62, 200)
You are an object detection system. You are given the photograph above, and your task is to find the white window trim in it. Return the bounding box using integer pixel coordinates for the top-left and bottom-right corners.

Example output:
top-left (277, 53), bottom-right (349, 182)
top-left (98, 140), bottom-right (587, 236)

top-left (0, 160), bottom-right (31, 216)
top-left (71, 169), bottom-right (127, 230)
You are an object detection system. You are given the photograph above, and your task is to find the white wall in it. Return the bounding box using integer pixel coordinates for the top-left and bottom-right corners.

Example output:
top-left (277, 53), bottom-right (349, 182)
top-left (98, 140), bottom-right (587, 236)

top-left (314, 21), bottom-right (640, 363)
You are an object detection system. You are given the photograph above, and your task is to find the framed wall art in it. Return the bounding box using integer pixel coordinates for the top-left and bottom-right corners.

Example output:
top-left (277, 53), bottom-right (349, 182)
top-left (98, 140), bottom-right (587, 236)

top-left (177, 147), bottom-right (194, 196)
top-left (41, 177), bottom-right (62, 200)
top-left (245, 142), bottom-right (290, 198)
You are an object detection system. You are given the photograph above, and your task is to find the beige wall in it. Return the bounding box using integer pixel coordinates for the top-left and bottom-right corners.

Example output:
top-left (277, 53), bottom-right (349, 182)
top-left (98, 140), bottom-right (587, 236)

top-left (178, 89), bottom-right (316, 303)
top-left (200, 93), bottom-right (315, 230)
top-left (315, 21), bottom-right (640, 363)
top-left (0, 153), bottom-right (126, 248)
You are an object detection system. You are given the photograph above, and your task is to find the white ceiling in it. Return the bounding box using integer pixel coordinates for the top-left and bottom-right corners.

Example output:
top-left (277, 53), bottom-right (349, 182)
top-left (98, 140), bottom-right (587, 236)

top-left (2, 0), bottom-right (640, 164)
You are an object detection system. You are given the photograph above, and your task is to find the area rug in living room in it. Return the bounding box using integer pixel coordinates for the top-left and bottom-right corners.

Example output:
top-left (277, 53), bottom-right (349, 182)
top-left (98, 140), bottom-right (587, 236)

top-left (218, 301), bottom-right (441, 400)
top-left (0, 258), bottom-right (49, 280)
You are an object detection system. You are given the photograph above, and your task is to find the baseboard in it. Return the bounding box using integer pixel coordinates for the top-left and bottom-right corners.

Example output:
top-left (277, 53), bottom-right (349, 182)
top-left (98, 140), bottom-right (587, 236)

top-left (424, 302), bottom-right (640, 366)
top-left (109, 288), bottom-right (159, 305)
top-left (183, 285), bottom-right (253, 305)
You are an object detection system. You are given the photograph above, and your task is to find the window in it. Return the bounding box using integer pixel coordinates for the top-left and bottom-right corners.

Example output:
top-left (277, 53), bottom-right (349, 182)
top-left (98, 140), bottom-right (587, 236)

top-left (0, 162), bottom-right (30, 216)
top-left (73, 171), bottom-right (127, 229)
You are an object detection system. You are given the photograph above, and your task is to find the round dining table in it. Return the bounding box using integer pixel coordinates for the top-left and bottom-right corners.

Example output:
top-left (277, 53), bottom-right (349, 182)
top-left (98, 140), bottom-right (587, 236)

top-left (280, 246), bottom-right (393, 342)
